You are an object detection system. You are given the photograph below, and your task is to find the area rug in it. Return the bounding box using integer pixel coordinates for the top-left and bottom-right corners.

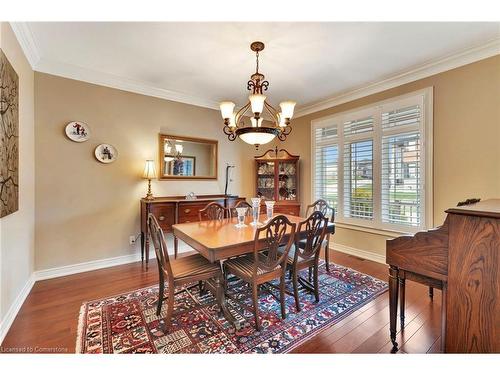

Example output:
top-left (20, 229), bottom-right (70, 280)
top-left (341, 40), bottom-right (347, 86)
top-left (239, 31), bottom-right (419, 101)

top-left (76, 262), bottom-right (387, 353)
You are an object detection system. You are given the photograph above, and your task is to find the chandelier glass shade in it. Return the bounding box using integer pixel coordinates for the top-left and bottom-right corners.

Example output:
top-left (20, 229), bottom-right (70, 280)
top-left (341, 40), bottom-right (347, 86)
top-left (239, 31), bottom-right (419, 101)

top-left (220, 41), bottom-right (296, 148)
top-left (164, 142), bottom-right (183, 162)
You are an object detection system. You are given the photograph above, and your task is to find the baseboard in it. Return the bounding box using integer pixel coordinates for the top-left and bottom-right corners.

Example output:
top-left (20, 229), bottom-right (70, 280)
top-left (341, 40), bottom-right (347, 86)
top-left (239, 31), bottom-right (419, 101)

top-left (33, 251), bottom-right (156, 281)
top-left (331, 243), bottom-right (386, 265)
top-left (0, 274), bottom-right (36, 344)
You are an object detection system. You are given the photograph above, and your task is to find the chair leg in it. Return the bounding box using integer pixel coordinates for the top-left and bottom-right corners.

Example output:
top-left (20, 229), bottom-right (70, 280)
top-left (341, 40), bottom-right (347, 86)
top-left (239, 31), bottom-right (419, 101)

top-left (252, 282), bottom-right (260, 331)
top-left (292, 268), bottom-right (301, 312)
top-left (157, 277), bottom-right (164, 316)
top-left (429, 286), bottom-right (434, 300)
top-left (279, 274), bottom-right (287, 319)
top-left (308, 267), bottom-right (312, 282)
top-left (325, 235), bottom-right (331, 273)
top-left (156, 280), bottom-right (165, 316)
top-left (313, 263), bottom-right (320, 303)
top-left (198, 280), bottom-right (205, 296)
top-left (399, 277), bottom-right (406, 328)
top-left (164, 287), bottom-right (175, 332)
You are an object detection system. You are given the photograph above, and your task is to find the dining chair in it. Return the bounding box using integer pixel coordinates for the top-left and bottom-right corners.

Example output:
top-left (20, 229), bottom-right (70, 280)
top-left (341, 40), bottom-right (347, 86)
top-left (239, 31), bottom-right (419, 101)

top-left (198, 202), bottom-right (228, 221)
top-left (229, 200), bottom-right (252, 218)
top-left (223, 215), bottom-right (296, 331)
top-left (287, 211), bottom-right (329, 312)
top-left (305, 199), bottom-right (335, 272)
top-left (148, 213), bottom-right (222, 331)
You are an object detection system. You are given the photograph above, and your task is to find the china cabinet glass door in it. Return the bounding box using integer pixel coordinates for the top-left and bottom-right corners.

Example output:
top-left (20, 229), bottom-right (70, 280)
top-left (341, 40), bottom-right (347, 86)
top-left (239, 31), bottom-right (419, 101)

top-left (257, 161), bottom-right (275, 200)
top-left (278, 161), bottom-right (298, 201)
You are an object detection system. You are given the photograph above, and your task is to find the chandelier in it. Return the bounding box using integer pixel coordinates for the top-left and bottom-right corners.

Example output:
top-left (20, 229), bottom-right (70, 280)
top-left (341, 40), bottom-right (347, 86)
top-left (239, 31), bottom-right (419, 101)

top-left (220, 41), bottom-right (296, 148)
top-left (164, 142), bottom-right (183, 162)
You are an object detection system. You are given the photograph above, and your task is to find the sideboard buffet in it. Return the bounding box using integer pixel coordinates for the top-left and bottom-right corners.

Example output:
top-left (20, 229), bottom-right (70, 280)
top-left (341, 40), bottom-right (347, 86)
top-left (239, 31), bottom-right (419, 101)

top-left (140, 194), bottom-right (244, 264)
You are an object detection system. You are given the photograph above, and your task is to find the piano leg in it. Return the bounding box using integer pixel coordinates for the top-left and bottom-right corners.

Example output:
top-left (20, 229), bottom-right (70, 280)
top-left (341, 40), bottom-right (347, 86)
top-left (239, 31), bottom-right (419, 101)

top-left (389, 265), bottom-right (399, 352)
top-left (399, 276), bottom-right (406, 328)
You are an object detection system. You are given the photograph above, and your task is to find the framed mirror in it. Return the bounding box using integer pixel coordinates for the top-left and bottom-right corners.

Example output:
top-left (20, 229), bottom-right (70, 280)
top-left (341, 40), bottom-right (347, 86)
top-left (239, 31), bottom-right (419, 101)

top-left (158, 134), bottom-right (218, 180)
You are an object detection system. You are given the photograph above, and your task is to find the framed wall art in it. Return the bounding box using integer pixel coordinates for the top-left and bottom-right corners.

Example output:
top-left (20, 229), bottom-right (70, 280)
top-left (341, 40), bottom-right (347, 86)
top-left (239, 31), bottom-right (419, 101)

top-left (0, 49), bottom-right (19, 218)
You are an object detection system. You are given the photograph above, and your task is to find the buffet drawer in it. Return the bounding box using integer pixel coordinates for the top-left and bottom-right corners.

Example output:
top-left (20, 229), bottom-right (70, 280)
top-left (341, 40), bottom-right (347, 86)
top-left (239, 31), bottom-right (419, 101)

top-left (178, 200), bottom-right (225, 223)
top-left (150, 203), bottom-right (176, 232)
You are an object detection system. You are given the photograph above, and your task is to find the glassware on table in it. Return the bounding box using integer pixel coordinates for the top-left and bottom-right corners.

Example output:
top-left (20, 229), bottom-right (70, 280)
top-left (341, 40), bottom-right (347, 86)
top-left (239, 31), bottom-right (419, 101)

top-left (265, 201), bottom-right (275, 222)
top-left (250, 197), bottom-right (262, 226)
top-left (235, 207), bottom-right (248, 228)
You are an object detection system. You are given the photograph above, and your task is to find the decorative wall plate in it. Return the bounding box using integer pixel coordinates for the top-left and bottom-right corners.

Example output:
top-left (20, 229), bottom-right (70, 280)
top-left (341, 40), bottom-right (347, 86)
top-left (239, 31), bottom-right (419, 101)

top-left (65, 121), bottom-right (91, 142)
top-left (94, 144), bottom-right (118, 164)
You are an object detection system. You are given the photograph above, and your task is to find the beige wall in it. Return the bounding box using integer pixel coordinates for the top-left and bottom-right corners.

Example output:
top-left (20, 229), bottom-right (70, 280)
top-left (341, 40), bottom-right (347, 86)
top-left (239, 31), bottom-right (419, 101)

top-left (34, 73), bottom-right (259, 270)
top-left (0, 23), bottom-right (35, 332)
top-left (278, 55), bottom-right (500, 257)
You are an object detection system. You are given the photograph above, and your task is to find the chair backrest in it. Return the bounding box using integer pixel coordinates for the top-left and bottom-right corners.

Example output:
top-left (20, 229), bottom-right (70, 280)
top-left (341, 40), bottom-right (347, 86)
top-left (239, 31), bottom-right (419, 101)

top-left (295, 211), bottom-right (329, 262)
top-left (148, 213), bottom-right (174, 279)
top-left (229, 200), bottom-right (252, 218)
top-left (199, 202), bottom-right (227, 221)
top-left (306, 199), bottom-right (335, 222)
top-left (253, 215), bottom-right (296, 274)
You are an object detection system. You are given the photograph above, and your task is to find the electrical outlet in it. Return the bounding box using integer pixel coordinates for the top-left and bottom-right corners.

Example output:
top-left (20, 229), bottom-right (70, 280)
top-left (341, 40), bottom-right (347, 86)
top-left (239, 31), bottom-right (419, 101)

top-left (129, 235), bottom-right (137, 245)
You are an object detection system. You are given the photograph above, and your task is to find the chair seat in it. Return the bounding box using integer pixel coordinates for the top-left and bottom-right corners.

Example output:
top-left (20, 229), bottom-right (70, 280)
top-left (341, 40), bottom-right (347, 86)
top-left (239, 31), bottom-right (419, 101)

top-left (224, 253), bottom-right (280, 278)
top-left (170, 253), bottom-right (220, 279)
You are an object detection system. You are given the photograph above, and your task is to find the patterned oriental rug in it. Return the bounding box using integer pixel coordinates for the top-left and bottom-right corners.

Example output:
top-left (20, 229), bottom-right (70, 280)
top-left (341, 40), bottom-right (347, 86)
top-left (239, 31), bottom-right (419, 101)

top-left (76, 262), bottom-right (387, 353)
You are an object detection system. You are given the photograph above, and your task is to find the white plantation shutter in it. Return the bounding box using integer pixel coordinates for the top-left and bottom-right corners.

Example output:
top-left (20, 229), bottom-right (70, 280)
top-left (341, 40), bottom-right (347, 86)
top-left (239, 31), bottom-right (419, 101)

top-left (312, 89), bottom-right (431, 232)
top-left (343, 139), bottom-right (374, 219)
top-left (381, 104), bottom-right (422, 226)
top-left (313, 124), bottom-right (339, 209)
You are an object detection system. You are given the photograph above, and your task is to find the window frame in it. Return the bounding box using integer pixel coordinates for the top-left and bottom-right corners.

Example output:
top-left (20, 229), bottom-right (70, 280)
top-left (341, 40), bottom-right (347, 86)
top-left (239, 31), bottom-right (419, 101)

top-left (311, 87), bottom-right (433, 235)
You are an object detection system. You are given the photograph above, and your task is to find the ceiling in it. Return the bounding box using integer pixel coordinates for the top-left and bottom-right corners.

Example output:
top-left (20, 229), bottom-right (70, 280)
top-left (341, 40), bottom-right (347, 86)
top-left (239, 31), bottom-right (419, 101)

top-left (16, 22), bottom-right (500, 115)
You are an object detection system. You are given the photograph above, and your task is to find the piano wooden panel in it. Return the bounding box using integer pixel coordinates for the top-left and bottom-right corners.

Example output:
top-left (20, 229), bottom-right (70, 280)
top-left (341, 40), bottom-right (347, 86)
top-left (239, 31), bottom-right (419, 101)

top-left (386, 199), bottom-right (500, 353)
top-left (446, 212), bottom-right (500, 353)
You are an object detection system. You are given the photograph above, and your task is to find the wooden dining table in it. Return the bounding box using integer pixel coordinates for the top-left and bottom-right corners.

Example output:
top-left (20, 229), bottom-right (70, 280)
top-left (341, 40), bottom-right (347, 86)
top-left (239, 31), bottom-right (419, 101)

top-left (172, 214), bottom-right (335, 328)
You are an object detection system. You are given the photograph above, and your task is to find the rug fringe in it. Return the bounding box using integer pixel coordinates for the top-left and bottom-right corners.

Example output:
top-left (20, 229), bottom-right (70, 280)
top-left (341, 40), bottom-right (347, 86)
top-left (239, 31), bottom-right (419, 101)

top-left (75, 302), bottom-right (87, 354)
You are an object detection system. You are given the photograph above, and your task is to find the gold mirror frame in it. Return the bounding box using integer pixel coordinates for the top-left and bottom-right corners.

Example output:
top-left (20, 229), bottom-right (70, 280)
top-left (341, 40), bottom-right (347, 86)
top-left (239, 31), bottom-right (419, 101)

top-left (158, 134), bottom-right (218, 180)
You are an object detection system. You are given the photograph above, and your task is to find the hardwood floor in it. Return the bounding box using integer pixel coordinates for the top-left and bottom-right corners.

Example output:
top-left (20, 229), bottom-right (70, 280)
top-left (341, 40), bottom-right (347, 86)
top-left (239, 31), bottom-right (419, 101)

top-left (0, 250), bottom-right (442, 353)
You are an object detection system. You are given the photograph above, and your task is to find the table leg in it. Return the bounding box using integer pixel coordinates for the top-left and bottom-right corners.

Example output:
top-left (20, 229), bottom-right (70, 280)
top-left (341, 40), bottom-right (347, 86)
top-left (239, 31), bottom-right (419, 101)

top-left (204, 274), bottom-right (240, 330)
top-left (174, 236), bottom-right (178, 259)
top-left (140, 232), bottom-right (145, 262)
top-left (145, 236), bottom-right (149, 269)
top-left (389, 265), bottom-right (399, 353)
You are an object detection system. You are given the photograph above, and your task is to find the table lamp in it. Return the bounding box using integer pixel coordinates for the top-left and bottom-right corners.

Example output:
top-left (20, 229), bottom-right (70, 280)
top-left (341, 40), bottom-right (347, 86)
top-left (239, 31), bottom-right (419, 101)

top-left (142, 160), bottom-right (157, 200)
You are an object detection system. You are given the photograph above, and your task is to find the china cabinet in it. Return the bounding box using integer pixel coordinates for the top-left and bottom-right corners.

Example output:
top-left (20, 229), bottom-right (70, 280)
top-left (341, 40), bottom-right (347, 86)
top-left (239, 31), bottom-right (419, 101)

top-left (255, 147), bottom-right (300, 215)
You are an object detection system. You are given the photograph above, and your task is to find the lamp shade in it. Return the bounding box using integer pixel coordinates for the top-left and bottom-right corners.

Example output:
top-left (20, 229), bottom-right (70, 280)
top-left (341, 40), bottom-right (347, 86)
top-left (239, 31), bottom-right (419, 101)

top-left (142, 160), bottom-right (157, 179)
top-left (279, 101), bottom-right (296, 119)
top-left (249, 94), bottom-right (266, 114)
top-left (175, 144), bottom-right (183, 153)
top-left (239, 131), bottom-right (275, 146)
top-left (219, 101), bottom-right (235, 119)
top-left (278, 112), bottom-right (286, 127)
top-left (251, 117), bottom-right (263, 127)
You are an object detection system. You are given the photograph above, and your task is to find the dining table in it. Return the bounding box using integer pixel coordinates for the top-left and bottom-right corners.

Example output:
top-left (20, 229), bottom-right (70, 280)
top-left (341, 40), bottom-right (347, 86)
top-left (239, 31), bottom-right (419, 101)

top-left (172, 214), bottom-right (335, 329)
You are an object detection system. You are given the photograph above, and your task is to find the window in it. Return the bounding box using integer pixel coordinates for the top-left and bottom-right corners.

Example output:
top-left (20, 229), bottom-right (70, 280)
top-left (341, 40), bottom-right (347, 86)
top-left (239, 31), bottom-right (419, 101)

top-left (312, 88), bottom-right (433, 233)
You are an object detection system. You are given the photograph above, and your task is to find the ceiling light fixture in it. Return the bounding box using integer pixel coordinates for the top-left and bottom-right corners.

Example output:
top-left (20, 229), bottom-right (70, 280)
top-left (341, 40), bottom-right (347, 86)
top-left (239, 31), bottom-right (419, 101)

top-left (220, 41), bottom-right (296, 149)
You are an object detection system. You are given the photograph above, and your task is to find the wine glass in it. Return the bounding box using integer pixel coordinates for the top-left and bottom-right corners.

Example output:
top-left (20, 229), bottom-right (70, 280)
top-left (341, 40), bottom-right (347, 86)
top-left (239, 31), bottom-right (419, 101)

top-left (235, 207), bottom-right (248, 228)
top-left (265, 201), bottom-right (275, 222)
top-left (250, 197), bottom-right (262, 226)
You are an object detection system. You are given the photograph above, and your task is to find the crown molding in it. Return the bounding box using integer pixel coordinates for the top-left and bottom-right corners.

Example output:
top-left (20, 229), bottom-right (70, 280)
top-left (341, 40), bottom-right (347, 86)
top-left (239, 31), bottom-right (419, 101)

top-left (10, 22), bottom-right (499, 115)
top-left (295, 38), bottom-right (500, 118)
top-left (34, 58), bottom-right (221, 110)
top-left (10, 21), bottom-right (220, 111)
top-left (9, 22), bottom-right (41, 68)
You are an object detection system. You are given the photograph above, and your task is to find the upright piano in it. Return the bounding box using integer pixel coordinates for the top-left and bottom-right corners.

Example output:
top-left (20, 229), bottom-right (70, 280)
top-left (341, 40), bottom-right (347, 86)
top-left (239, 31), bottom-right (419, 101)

top-left (386, 199), bottom-right (500, 353)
